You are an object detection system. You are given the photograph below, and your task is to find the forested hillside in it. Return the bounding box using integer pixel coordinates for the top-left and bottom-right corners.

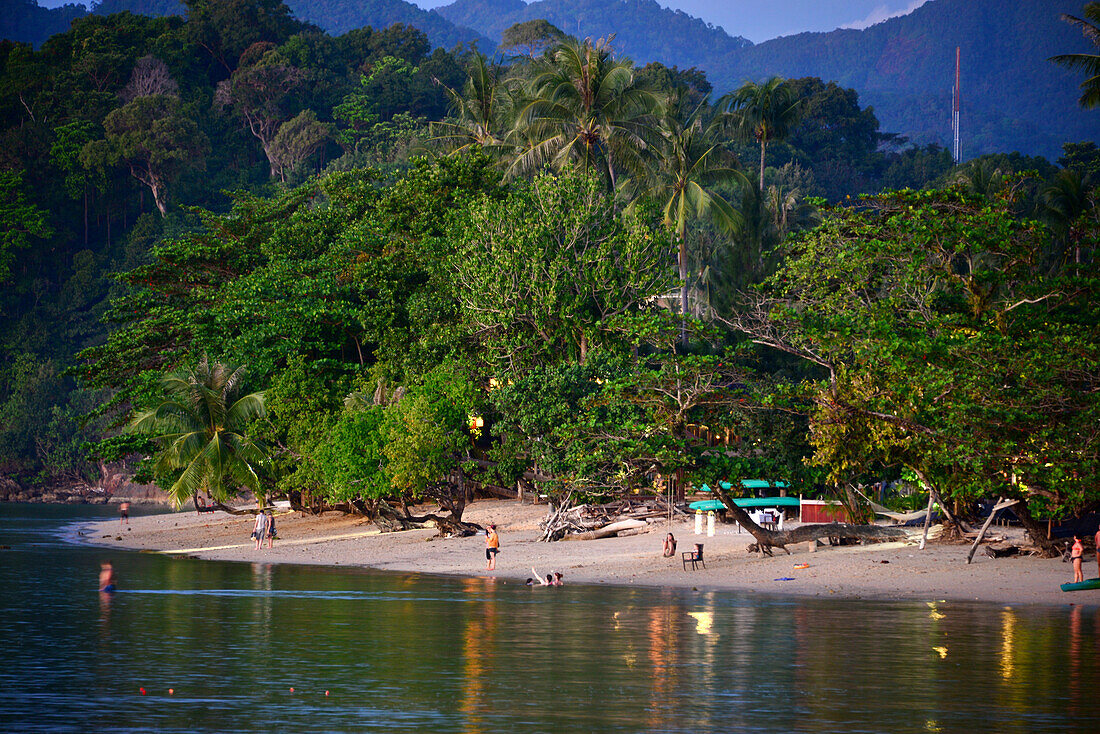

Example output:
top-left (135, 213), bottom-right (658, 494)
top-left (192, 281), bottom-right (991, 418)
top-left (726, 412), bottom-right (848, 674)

top-left (3, 0), bottom-right (1093, 158)
top-left (1, 0), bottom-right (84, 47)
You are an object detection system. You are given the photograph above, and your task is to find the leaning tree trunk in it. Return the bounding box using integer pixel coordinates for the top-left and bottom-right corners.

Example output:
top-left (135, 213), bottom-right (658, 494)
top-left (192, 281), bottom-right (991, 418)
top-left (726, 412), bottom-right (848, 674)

top-left (711, 484), bottom-right (908, 556)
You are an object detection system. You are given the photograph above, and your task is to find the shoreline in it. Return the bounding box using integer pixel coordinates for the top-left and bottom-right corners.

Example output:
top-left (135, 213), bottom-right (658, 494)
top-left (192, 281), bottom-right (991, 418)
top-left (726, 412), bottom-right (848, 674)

top-left (79, 499), bottom-right (1099, 608)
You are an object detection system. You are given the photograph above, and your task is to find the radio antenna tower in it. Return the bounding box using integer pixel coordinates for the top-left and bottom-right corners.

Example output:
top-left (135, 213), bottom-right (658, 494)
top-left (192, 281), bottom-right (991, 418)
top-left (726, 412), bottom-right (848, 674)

top-left (951, 46), bottom-right (961, 163)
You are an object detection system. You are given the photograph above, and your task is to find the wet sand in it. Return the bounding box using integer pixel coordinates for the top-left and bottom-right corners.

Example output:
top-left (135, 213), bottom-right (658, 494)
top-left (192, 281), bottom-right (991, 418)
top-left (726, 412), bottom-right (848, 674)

top-left (81, 499), bottom-right (1098, 607)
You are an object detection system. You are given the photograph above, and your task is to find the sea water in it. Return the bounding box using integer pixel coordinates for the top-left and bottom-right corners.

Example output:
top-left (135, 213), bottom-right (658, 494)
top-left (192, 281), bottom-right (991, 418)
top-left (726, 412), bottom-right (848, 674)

top-left (1, 503), bottom-right (1096, 733)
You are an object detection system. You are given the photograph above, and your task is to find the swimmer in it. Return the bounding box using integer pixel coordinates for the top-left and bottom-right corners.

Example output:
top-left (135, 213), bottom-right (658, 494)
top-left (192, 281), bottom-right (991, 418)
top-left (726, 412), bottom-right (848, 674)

top-left (99, 561), bottom-right (116, 592)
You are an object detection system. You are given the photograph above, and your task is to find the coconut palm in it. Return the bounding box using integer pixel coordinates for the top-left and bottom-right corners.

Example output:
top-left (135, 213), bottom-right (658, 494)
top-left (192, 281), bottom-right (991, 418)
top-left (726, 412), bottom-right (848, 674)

top-left (510, 36), bottom-right (661, 187)
top-left (719, 77), bottom-right (801, 191)
top-left (1049, 3), bottom-right (1100, 109)
top-left (643, 95), bottom-right (746, 342)
top-left (430, 51), bottom-right (517, 160)
top-left (129, 358), bottom-right (268, 509)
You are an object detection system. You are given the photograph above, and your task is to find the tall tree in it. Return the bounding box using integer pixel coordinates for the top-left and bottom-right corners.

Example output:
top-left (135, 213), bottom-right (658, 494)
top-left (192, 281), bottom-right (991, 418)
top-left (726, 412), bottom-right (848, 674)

top-left (644, 97), bottom-right (744, 343)
top-left (719, 77), bottom-right (801, 191)
top-left (129, 358), bottom-right (268, 509)
top-left (1049, 2), bottom-right (1100, 109)
top-left (510, 37), bottom-right (661, 188)
top-left (100, 93), bottom-right (209, 217)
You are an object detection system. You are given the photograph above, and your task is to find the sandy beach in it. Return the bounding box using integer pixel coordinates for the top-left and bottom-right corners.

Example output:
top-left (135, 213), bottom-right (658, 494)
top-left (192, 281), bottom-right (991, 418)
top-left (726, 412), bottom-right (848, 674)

top-left (80, 499), bottom-right (1098, 607)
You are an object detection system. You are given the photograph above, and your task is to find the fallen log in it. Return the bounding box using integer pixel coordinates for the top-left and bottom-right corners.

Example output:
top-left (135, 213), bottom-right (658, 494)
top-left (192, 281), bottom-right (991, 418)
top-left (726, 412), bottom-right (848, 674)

top-left (711, 483), bottom-right (907, 556)
top-left (560, 518), bottom-right (647, 541)
top-left (745, 522), bottom-right (909, 556)
top-left (984, 544), bottom-right (1020, 558)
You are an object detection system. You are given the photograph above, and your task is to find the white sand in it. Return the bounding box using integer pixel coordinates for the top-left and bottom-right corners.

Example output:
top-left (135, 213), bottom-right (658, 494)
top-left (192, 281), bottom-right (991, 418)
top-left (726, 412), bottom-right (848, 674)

top-left (81, 499), bottom-right (1099, 607)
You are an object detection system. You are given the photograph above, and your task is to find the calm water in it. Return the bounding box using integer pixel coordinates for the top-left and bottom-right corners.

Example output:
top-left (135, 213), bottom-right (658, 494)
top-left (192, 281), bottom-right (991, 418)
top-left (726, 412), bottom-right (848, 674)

top-left (0, 504), bottom-right (1097, 733)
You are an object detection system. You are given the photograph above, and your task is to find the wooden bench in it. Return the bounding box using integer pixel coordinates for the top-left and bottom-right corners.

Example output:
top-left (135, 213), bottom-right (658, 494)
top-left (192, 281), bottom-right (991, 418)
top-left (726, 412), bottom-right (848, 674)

top-left (682, 543), bottom-right (705, 571)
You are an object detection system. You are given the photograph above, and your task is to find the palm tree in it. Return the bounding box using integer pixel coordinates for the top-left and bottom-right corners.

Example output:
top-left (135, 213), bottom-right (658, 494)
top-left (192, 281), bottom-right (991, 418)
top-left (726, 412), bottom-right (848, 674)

top-left (510, 36), bottom-right (661, 187)
top-left (430, 51), bottom-right (517, 160)
top-left (1042, 169), bottom-right (1097, 266)
top-left (129, 358), bottom-right (268, 509)
top-left (1049, 3), bottom-right (1100, 109)
top-left (719, 77), bottom-right (801, 191)
top-left (643, 95), bottom-right (746, 343)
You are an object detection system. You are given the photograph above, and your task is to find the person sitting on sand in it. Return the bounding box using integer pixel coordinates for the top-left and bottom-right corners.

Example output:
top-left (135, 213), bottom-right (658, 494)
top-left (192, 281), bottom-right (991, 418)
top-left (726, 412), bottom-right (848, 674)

top-left (1071, 536), bottom-right (1084, 583)
top-left (663, 533), bottom-right (677, 558)
top-left (99, 561), bottom-right (116, 592)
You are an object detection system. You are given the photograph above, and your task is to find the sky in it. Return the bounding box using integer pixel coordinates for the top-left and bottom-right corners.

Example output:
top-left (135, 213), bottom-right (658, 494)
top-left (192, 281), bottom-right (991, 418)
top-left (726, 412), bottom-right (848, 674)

top-left (37, 0), bottom-right (931, 44)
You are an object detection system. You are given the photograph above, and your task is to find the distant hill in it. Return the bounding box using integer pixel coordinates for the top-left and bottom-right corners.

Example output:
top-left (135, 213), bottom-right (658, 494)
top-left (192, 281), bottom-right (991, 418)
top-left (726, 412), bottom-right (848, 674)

top-left (706, 0), bottom-right (1097, 161)
top-left (283, 0), bottom-right (492, 50)
top-left (434, 0), bottom-right (750, 68)
top-left (1, 0), bottom-right (85, 47)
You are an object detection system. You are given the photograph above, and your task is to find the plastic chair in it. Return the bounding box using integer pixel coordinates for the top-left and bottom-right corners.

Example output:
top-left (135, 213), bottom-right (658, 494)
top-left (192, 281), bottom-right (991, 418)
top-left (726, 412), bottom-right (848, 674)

top-left (682, 543), bottom-right (705, 570)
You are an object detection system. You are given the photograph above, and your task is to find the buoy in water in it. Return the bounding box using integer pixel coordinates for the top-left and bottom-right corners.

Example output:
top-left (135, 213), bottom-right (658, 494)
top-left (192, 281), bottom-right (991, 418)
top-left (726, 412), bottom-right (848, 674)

top-left (168, 689), bottom-right (174, 695)
top-left (289, 687), bottom-right (294, 693)
top-left (139, 688), bottom-right (146, 695)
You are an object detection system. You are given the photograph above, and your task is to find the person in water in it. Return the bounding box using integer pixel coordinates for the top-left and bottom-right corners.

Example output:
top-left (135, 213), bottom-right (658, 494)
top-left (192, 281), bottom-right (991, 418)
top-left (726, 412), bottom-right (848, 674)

top-left (1071, 536), bottom-right (1084, 584)
top-left (552, 572), bottom-right (564, 586)
top-left (485, 524), bottom-right (500, 571)
top-left (663, 533), bottom-right (677, 558)
top-left (99, 561), bottom-right (116, 592)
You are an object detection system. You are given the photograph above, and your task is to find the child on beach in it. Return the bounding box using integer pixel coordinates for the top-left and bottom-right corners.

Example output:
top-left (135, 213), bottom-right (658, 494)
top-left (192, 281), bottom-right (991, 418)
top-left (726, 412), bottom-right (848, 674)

top-left (1071, 536), bottom-right (1084, 583)
top-left (663, 533), bottom-right (677, 557)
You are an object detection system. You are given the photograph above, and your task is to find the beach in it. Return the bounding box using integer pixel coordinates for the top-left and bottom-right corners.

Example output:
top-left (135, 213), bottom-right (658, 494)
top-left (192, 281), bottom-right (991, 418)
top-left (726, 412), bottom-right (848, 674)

top-left (81, 499), bottom-right (1097, 607)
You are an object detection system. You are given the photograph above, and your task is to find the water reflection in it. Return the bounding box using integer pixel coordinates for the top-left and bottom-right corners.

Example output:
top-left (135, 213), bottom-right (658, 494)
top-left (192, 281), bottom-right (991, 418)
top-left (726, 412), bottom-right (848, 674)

top-left (0, 504), bottom-right (1098, 734)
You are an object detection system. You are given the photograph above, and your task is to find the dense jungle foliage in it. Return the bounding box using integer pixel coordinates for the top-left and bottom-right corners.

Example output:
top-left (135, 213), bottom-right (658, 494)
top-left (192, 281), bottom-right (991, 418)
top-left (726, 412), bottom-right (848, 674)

top-left (1, 0), bottom-right (1098, 538)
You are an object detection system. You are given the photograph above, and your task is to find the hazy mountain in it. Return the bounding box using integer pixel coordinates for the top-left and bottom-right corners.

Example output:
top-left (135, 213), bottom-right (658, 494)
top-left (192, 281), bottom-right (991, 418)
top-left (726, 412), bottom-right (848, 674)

top-left (1, 0), bottom-right (85, 46)
top-left (435, 0), bottom-right (750, 68)
top-left (706, 0), bottom-right (1096, 160)
top-left (283, 0), bottom-right (492, 49)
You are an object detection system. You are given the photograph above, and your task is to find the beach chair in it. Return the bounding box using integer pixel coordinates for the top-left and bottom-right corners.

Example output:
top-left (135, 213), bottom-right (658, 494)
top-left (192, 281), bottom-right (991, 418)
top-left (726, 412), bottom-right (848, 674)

top-left (682, 543), bottom-right (705, 571)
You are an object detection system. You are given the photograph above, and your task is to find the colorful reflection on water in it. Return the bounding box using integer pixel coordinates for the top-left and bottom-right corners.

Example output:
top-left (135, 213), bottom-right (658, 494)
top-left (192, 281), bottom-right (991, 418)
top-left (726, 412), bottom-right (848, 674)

top-left (1, 504), bottom-right (1097, 733)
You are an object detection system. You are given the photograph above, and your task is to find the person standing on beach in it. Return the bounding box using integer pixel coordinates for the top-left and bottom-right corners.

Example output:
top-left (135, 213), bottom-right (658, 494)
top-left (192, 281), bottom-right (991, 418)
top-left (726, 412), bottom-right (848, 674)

top-left (1095, 524), bottom-right (1100, 579)
top-left (252, 512), bottom-right (269, 551)
top-left (119, 502), bottom-right (129, 525)
top-left (266, 510), bottom-right (277, 549)
top-left (1071, 536), bottom-right (1084, 583)
top-left (485, 524), bottom-right (500, 571)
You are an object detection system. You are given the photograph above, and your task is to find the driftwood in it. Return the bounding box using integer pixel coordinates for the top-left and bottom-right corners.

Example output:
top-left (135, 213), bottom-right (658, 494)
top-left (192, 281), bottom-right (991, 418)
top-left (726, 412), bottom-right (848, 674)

top-left (711, 484), bottom-right (908, 556)
top-left (540, 496), bottom-right (682, 541)
top-left (560, 518), bottom-right (647, 541)
top-left (984, 544), bottom-right (1020, 558)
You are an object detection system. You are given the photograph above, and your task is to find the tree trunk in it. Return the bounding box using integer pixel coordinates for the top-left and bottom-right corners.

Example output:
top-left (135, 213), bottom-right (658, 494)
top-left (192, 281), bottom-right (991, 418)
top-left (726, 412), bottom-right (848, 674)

top-left (758, 139), bottom-right (766, 192)
top-left (678, 230), bottom-right (689, 347)
top-left (1013, 496), bottom-right (1060, 557)
top-left (711, 484), bottom-right (907, 556)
